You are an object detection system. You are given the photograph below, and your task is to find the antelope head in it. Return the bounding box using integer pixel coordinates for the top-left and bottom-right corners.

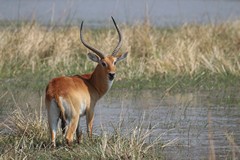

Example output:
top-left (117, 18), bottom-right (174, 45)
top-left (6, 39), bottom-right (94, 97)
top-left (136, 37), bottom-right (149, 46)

top-left (80, 17), bottom-right (128, 81)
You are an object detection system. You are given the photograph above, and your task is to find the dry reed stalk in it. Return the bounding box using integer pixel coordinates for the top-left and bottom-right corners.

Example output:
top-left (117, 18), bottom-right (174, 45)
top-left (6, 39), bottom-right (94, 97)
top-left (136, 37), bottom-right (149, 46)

top-left (208, 110), bottom-right (216, 160)
top-left (0, 21), bottom-right (240, 80)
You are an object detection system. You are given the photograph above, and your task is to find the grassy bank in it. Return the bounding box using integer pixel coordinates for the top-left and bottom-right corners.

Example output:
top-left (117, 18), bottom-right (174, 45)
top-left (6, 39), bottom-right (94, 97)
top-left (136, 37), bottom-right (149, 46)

top-left (0, 21), bottom-right (240, 91)
top-left (0, 96), bottom-right (165, 159)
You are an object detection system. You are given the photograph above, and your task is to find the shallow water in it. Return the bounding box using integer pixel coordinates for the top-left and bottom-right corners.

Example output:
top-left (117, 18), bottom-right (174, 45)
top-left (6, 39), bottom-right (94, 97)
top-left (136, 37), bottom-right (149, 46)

top-left (94, 90), bottom-right (240, 159)
top-left (0, 0), bottom-right (240, 26)
top-left (0, 89), bottom-right (240, 159)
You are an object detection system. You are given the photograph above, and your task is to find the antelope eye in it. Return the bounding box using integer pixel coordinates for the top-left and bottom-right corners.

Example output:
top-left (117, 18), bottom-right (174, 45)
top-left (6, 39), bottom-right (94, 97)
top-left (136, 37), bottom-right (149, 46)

top-left (101, 62), bottom-right (107, 67)
top-left (113, 61), bottom-right (117, 65)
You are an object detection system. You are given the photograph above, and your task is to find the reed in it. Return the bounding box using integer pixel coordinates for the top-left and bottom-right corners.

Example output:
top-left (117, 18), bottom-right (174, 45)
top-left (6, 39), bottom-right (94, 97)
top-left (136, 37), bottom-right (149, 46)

top-left (0, 21), bottom-right (240, 90)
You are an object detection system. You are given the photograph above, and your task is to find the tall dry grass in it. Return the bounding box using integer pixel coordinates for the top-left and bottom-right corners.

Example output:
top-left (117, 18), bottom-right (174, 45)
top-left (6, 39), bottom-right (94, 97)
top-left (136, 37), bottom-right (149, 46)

top-left (0, 21), bottom-right (240, 86)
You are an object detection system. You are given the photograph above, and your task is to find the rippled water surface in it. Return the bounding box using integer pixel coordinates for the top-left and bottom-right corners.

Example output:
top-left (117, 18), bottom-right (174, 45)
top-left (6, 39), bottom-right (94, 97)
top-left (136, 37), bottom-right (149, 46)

top-left (95, 90), bottom-right (240, 159)
top-left (1, 89), bottom-right (239, 159)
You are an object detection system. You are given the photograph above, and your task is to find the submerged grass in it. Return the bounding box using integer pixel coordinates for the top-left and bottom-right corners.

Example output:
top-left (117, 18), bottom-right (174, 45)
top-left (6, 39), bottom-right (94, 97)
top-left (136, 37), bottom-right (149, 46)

top-left (0, 20), bottom-right (240, 90)
top-left (0, 93), bottom-right (165, 159)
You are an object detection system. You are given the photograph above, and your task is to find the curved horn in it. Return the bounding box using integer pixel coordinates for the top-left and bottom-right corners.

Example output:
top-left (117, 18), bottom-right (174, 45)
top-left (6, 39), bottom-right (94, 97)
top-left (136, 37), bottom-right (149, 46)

top-left (111, 17), bottom-right (122, 56)
top-left (80, 21), bottom-right (105, 59)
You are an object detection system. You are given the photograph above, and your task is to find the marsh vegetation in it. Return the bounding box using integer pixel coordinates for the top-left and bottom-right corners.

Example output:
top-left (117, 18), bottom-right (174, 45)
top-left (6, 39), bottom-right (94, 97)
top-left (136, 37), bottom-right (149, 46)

top-left (0, 20), bottom-right (240, 90)
top-left (0, 20), bottom-right (240, 159)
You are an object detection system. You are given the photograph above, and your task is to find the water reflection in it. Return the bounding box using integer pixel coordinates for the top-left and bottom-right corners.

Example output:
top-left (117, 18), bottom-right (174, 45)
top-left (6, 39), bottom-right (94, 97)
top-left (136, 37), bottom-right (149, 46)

top-left (0, 89), bottom-right (239, 159)
top-left (95, 90), bottom-right (240, 159)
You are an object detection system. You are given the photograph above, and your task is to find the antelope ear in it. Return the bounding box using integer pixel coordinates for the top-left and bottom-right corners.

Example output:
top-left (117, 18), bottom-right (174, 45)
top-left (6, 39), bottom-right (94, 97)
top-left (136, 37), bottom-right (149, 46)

top-left (116, 52), bottom-right (128, 62)
top-left (87, 52), bottom-right (100, 63)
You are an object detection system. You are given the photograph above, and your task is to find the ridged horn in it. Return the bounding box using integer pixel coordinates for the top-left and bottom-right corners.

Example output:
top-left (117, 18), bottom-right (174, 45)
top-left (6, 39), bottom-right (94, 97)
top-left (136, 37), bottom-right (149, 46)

top-left (111, 17), bottom-right (122, 56)
top-left (80, 21), bottom-right (105, 59)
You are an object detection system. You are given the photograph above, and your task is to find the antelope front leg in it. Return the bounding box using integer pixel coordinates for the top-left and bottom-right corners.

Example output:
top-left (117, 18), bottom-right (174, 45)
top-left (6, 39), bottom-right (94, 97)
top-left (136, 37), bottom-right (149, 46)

top-left (76, 118), bottom-right (82, 144)
top-left (61, 117), bottom-right (67, 136)
top-left (86, 110), bottom-right (94, 139)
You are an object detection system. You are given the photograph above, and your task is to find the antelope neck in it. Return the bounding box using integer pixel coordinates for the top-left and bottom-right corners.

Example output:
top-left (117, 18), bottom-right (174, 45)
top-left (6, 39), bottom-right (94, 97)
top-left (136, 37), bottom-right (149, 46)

top-left (89, 64), bottom-right (113, 98)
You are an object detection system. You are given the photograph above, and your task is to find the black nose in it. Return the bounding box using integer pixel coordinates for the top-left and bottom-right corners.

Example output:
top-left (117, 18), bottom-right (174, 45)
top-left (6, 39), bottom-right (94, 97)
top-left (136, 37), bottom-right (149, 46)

top-left (108, 73), bottom-right (115, 81)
